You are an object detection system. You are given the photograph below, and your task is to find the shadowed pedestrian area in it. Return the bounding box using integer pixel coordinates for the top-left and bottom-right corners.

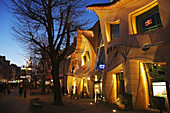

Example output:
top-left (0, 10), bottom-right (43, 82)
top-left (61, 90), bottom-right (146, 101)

top-left (0, 87), bottom-right (164, 113)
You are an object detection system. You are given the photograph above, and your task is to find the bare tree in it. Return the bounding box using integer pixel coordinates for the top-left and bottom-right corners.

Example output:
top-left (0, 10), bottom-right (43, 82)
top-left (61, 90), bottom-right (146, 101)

top-left (8, 0), bottom-right (92, 105)
top-left (30, 49), bottom-right (47, 94)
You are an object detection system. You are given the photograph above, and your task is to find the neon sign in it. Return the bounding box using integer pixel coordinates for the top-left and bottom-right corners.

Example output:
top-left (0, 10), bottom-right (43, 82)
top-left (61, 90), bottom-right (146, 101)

top-left (145, 19), bottom-right (152, 26)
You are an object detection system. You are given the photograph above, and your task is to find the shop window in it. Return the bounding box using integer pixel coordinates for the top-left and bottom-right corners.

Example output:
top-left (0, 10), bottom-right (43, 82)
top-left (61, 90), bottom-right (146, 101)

top-left (110, 24), bottom-right (120, 40)
top-left (144, 63), bottom-right (166, 80)
top-left (152, 82), bottom-right (167, 98)
top-left (136, 5), bottom-right (162, 33)
top-left (143, 63), bottom-right (167, 110)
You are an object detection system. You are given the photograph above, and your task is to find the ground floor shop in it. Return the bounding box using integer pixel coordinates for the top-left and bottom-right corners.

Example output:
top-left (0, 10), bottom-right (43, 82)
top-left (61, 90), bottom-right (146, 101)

top-left (67, 76), bottom-right (90, 98)
top-left (67, 74), bottom-right (103, 101)
top-left (104, 60), bottom-right (169, 111)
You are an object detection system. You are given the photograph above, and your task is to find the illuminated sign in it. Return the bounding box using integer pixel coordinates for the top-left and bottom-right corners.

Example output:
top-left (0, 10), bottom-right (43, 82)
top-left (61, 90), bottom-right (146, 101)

top-left (20, 76), bottom-right (26, 78)
top-left (141, 14), bottom-right (156, 31)
top-left (99, 64), bottom-right (105, 70)
top-left (145, 19), bottom-right (152, 26)
top-left (152, 82), bottom-right (167, 98)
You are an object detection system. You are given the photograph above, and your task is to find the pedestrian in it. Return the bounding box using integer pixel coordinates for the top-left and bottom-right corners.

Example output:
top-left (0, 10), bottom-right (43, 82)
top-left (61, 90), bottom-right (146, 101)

top-left (0, 83), bottom-right (3, 96)
top-left (47, 84), bottom-right (50, 93)
top-left (29, 83), bottom-right (32, 91)
top-left (62, 86), bottom-right (65, 96)
top-left (19, 83), bottom-right (23, 96)
top-left (2, 83), bottom-right (7, 94)
top-left (24, 87), bottom-right (26, 98)
top-left (7, 84), bottom-right (12, 95)
top-left (71, 86), bottom-right (74, 98)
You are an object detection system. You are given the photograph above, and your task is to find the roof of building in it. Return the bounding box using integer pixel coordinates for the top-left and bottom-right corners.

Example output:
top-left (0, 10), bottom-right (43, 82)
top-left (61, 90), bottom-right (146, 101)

top-left (86, 0), bottom-right (119, 8)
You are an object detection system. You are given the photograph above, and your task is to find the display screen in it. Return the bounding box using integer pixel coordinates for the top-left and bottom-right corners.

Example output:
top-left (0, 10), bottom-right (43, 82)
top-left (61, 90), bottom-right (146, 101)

top-left (152, 82), bottom-right (167, 98)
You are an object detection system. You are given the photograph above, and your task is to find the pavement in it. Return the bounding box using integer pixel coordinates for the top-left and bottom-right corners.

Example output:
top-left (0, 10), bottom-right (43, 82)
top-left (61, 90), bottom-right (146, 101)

top-left (0, 87), bottom-right (167, 113)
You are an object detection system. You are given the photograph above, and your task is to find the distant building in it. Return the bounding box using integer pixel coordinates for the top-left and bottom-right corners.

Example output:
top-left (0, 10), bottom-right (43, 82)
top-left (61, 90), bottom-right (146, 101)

top-left (0, 55), bottom-right (21, 82)
top-left (11, 64), bottom-right (21, 80)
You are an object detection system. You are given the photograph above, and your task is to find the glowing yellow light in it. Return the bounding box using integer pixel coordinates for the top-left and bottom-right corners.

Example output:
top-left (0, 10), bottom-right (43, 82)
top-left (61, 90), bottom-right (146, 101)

top-left (95, 75), bottom-right (98, 81)
top-left (113, 109), bottom-right (116, 112)
top-left (112, 74), bottom-right (117, 103)
top-left (140, 62), bottom-right (149, 108)
top-left (140, 62), bottom-right (147, 90)
top-left (87, 77), bottom-right (90, 80)
top-left (90, 102), bottom-right (93, 105)
top-left (27, 68), bottom-right (32, 70)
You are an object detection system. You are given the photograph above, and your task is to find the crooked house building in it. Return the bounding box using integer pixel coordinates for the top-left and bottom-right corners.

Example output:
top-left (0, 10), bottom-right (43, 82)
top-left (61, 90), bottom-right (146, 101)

top-left (67, 21), bottom-right (105, 98)
top-left (87, 0), bottom-right (170, 111)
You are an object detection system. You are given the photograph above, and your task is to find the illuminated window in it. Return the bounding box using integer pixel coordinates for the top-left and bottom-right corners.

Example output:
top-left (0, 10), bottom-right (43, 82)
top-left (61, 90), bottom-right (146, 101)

top-left (144, 63), bottom-right (166, 80)
top-left (143, 63), bottom-right (167, 109)
top-left (110, 24), bottom-right (120, 40)
top-left (136, 5), bottom-right (162, 33)
top-left (152, 82), bottom-right (167, 98)
top-left (83, 56), bottom-right (86, 64)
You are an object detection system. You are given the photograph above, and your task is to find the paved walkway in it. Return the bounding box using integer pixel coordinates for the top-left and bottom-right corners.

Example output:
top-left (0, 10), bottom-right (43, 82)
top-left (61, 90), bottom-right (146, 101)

top-left (0, 87), bottom-right (167, 113)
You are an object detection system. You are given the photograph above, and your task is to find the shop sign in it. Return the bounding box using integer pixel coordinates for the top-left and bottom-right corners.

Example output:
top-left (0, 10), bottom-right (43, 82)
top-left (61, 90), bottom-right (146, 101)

top-left (145, 19), bottom-right (152, 26)
top-left (99, 64), bottom-right (105, 70)
top-left (142, 14), bottom-right (156, 30)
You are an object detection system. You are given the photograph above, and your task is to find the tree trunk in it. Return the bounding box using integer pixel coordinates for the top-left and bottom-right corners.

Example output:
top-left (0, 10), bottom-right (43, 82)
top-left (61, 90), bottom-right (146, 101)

top-left (51, 58), bottom-right (63, 105)
top-left (41, 74), bottom-right (46, 94)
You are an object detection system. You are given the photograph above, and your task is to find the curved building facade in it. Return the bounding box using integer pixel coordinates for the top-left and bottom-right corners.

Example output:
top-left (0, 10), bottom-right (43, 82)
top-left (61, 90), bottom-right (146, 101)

top-left (87, 0), bottom-right (170, 111)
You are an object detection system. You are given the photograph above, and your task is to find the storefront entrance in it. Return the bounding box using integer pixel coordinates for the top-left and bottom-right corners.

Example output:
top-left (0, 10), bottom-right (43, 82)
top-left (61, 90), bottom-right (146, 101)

top-left (143, 63), bottom-right (168, 111)
top-left (116, 72), bottom-right (125, 99)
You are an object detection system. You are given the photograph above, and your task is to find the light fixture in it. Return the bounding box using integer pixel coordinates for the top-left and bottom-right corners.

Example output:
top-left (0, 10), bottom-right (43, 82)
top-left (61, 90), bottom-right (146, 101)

top-left (142, 41), bottom-right (166, 51)
top-left (142, 43), bottom-right (151, 51)
top-left (112, 109), bottom-right (116, 112)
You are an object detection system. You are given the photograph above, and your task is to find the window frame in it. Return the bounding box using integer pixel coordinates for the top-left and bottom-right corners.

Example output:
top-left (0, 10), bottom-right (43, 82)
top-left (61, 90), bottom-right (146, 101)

top-left (128, 0), bottom-right (160, 35)
top-left (136, 5), bottom-right (162, 33)
top-left (110, 23), bottom-right (120, 40)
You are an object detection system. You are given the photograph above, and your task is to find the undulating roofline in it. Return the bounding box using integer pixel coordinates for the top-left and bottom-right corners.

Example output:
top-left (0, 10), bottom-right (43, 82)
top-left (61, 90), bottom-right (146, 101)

top-left (86, 0), bottom-right (119, 8)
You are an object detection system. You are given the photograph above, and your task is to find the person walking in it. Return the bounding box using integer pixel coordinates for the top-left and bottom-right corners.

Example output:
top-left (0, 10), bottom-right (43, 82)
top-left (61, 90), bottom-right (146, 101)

top-left (71, 86), bottom-right (74, 98)
top-left (0, 83), bottom-right (3, 96)
top-left (19, 83), bottom-right (23, 96)
top-left (7, 84), bottom-right (12, 95)
top-left (62, 86), bottom-right (65, 96)
top-left (3, 83), bottom-right (7, 94)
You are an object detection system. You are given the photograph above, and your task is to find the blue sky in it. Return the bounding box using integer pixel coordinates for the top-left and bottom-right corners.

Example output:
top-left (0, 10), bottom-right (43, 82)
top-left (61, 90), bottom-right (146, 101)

top-left (0, 0), bottom-right (26, 66)
top-left (0, 0), bottom-right (109, 67)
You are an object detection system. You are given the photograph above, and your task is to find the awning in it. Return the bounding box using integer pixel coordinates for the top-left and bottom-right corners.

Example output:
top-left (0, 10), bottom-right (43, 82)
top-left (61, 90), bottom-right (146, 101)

top-left (107, 43), bottom-right (140, 62)
top-left (107, 43), bottom-right (139, 53)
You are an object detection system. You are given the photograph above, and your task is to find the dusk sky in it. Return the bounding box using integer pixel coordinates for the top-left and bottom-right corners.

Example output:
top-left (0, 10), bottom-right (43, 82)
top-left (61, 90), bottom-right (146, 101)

top-left (0, 0), bottom-right (109, 67)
